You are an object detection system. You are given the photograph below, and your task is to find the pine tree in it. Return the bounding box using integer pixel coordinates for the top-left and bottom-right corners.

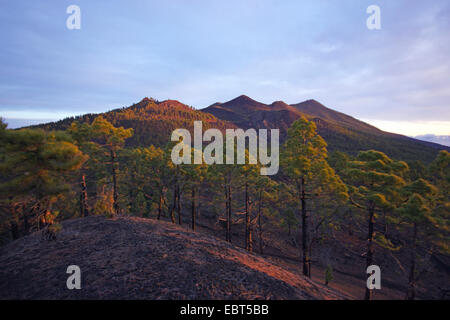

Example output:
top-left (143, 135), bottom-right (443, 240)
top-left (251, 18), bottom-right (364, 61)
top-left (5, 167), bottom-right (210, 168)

top-left (282, 117), bottom-right (347, 277)
top-left (427, 150), bottom-right (450, 257)
top-left (206, 147), bottom-right (241, 243)
top-left (72, 116), bottom-right (133, 216)
top-left (396, 178), bottom-right (438, 299)
top-left (124, 145), bottom-right (170, 218)
top-left (240, 160), bottom-right (260, 252)
top-left (183, 148), bottom-right (207, 231)
top-left (253, 175), bottom-right (279, 254)
top-left (69, 121), bottom-right (97, 217)
top-left (0, 127), bottom-right (86, 236)
top-left (429, 150), bottom-right (449, 201)
top-left (344, 150), bottom-right (408, 300)
top-left (385, 151), bottom-right (449, 300)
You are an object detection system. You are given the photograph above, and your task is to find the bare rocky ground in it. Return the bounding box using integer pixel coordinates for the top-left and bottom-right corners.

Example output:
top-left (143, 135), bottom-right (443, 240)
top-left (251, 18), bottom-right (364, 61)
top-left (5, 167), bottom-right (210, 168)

top-left (0, 216), bottom-right (349, 300)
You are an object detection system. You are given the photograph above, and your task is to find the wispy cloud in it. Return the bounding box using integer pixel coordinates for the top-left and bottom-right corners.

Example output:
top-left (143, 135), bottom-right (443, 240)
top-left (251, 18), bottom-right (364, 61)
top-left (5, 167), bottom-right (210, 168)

top-left (0, 0), bottom-right (448, 134)
top-left (361, 119), bottom-right (450, 136)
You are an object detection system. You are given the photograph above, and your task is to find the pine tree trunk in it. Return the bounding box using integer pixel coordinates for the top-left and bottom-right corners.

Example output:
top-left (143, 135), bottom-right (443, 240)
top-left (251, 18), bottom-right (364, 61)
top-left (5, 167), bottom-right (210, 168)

top-left (248, 224), bottom-right (253, 252)
top-left (224, 180), bottom-right (230, 242)
top-left (227, 173), bottom-right (232, 243)
top-left (10, 220), bottom-right (19, 240)
top-left (79, 193), bottom-right (83, 216)
top-left (407, 223), bottom-right (417, 300)
top-left (300, 177), bottom-right (310, 278)
top-left (177, 184), bottom-right (182, 225)
top-left (128, 188), bottom-right (134, 215)
top-left (80, 173), bottom-right (89, 217)
top-left (10, 203), bottom-right (19, 240)
top-left (170, 185), bottom-right (176, 223)
top-left (111, 149), bottom-right (119, 216)
top-left (191, 188), bottom-right (196, 231)
top-left (365, 203), bottom-right (375, 300)
top-left (382, 209), bottom-right (388, 234)
top-left (245, 181), bottom-right (249, 251)
top-left (157, 192), bottom-right (163, 220)
top-left (22, 204), bottom-right (30, 235)
top-left (258, 190), bottom-right (263, 254)
top-left (34, 201), bottom-right (42, 231)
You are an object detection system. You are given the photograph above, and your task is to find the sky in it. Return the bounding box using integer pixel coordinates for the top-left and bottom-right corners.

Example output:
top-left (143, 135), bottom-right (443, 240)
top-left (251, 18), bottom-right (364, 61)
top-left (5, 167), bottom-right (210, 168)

top-left (0, 0), bottom-right (449, 135)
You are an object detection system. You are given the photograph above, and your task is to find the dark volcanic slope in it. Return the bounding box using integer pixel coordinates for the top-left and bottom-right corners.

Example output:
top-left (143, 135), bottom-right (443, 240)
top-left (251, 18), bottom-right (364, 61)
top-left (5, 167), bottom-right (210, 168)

top-left (204, 95), bottom-right (303, 136)
top-left (203, 95), bottom-right (448, 163)
top-left (0, 216), bottom-right (347, 300)
top-left (291, 99), bottom-right (382, 134)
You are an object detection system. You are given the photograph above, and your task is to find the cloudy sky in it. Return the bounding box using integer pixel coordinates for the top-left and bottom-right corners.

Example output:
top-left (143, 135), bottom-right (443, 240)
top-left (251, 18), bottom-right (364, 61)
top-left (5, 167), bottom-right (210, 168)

top-left (0, 0), bottom-right (449, 135)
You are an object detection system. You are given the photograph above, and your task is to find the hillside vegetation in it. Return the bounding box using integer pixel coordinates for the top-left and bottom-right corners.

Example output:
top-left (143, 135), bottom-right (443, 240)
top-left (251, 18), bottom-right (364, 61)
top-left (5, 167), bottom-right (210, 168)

top-left (204, 95), bottom-right (448, 163)
top-left (1, 97), bottom-right (448, 300)
top-left (30, 95), bottom-right (448, 163)
top-left (32, 98), bottom-right (236, 147)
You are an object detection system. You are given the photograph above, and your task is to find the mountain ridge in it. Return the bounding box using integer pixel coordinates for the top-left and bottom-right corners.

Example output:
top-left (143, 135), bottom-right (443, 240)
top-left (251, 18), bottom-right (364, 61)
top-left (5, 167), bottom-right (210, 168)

top-left (28, 96), bottom-right (448, 163)
top-left (202, 95), bottom-right (448, 162)
top-left (31, 98), bottom-right (238, 147)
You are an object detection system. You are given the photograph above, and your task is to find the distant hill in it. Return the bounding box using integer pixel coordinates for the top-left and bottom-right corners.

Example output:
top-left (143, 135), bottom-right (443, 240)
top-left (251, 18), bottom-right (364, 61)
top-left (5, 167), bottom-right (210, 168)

top-left (30, 95), bottom-right (448, 163)
top-left (31, 98), bottom-right (237, 147)
top-left (0, 216), bottom-right (347, 299)
top-left (414, 134), bottom-right (450, 147)
top-left (203, 95), bottom-right (448, 163)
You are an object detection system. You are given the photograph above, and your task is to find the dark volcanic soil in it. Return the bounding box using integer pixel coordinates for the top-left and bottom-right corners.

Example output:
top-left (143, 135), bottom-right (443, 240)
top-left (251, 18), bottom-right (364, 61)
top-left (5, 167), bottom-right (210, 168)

top-left (0, 216), bottom-right (348, 300)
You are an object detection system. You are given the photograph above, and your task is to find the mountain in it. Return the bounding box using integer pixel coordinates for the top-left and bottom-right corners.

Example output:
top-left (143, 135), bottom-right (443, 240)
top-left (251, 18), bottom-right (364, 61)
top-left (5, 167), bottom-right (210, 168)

top-left (204, 95), bottom-right (303, 136)
top-left (31, 95), bottom-right (448, 163)
top-left (291, 99), bottom-right (382, 134)
top-left (203, 96), bottom-right (448, 163)
top-left (414, 134), bottom-right (450, 147)
top-left (32, 98), bottom-right (237, 147)
top-left (202, 95), bottom-right (382, 134)
top-left (0, 216), bottom-right (347, 299)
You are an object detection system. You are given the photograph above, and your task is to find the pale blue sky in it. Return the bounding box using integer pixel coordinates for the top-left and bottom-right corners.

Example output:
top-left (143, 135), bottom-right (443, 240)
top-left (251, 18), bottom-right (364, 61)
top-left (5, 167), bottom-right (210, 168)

top-left (0, 1), bottom-right (449, 134)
